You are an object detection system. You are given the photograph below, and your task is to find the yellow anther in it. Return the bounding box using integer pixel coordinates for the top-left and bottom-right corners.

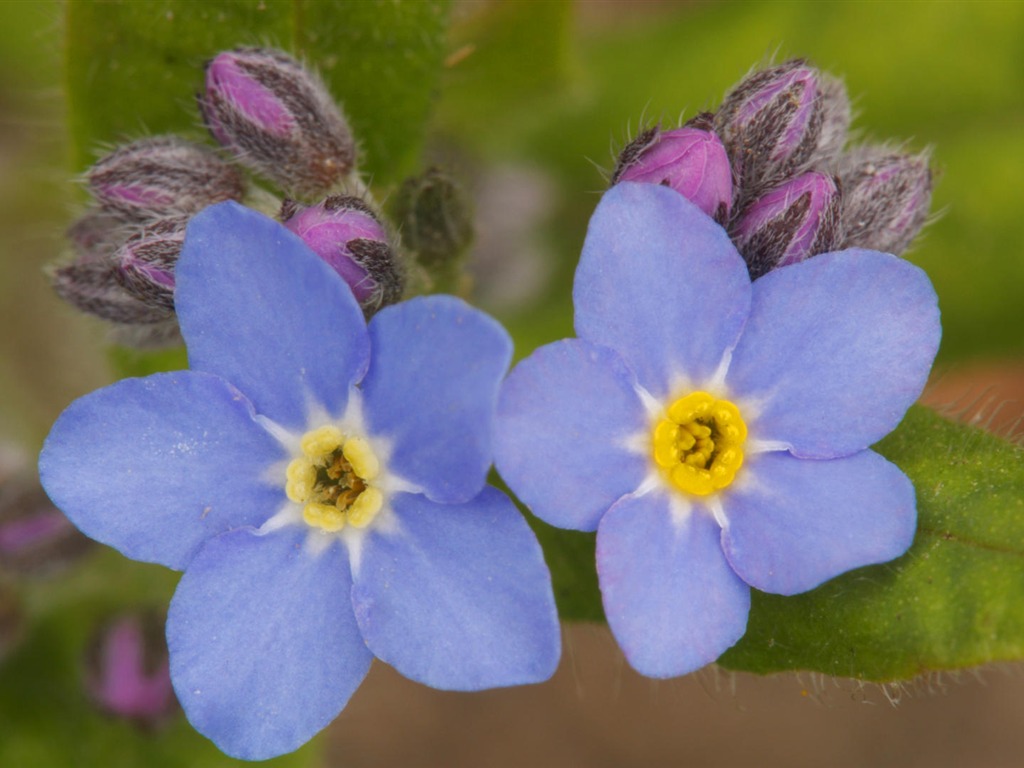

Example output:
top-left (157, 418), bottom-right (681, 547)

top-left (286, 458), bottom-right (316, 485)
top-left (301, 425), bottom-right (344, 459)
top-left (676, 430), bottom-right (696, 451)
top-left (291, 424), bottom-right (387, 533)
top-left (342, 436), bottom-right (379, 481)
top-left (303, 502), bottom-right (346, 532)
top-left (286, 479), bottom-right (310, 503)
top-left (654, 421), bottom-right (680, 444)
top-left (286, 457), bottom-right (315, 483)
top-left (685, 422), bottom-right (712, 439)
top-left (652, 391), bottom-right (747, 497)
top-left (346, 487), bottom-right (383, 528)
top-left (285, 459), bottom-right (316, 502)
top-left (671, 463), bottom-right (713, 496)
top-left (654, 443), bottom-right (679, 469)
top-left (668, 403), bottom-right (694, 424)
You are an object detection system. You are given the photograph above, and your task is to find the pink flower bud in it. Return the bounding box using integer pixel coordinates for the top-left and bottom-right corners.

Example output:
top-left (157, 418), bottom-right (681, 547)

top-left (199, 48), bottom-right (356, 198)
top-left (613, 116), bottom-right (733, 223)
top-left (282, 196), bottom-right (403, 315)
top-left (839, 146), bottom-right (932, 255)
top-left (87, 137), bottom-right (244, 222)
top-left (85, 612), bottom-right (177, 727)
top-left (716, 60), bottom-right (849, 202)
top-left (66, 209), bottom-right (129, 264)
top-left (731, 171), bottom-right (842, 279)
top-left (115, 219), bottom-right (186, 311)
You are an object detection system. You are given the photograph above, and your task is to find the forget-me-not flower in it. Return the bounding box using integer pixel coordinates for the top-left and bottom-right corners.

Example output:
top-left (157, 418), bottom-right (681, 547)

top-left (494, 182), bottom-right (940, 678)
top-left (39, 203), bottom-right (560, 760)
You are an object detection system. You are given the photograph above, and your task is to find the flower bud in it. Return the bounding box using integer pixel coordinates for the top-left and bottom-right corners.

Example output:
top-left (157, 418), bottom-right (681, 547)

top-left (54, 211), bottom-right (183, 343)
top-left (816, 73), bottom-right (852, 164)
top-left (838, 146), bottom-right (932, 254)
top-left (0, 471), bottom-right (93, 577)
top-left (716, 60), bottom-right (849, 201)
top-left (66, 209), bottom-right (129, 264)
top-left (199, 48), bottom-right (356, 198)
top-left (50, 260), bottom-right (175, 327)
top-left (731, 171), bottom-right (842, 279)
top-left (87, 137), bottom-right (244, 222)
top-left (115, 219), bottom-right (186, 312)
top-left (389, 167), bottom-right (474, 267)
top-left (612, 115), bottom-right (733, 223)
top-left (282, 196), bottom-right (403, 314)
top-left (85, 611), bottom-right (177, 727)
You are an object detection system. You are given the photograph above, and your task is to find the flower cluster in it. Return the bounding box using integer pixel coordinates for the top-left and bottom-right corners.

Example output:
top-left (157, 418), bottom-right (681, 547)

top-left (52, 137), bottom-right (245, 347)
top-left (38, 48), bottom-right (946, 760)
top-left (52, 48), bottom-right (403, 346)
top-left (612, 60), bottom-right (933, 279)
top-left (40, 204), bottom-right (560, 759)
top-left (495, 180), bottom-right (940, 677)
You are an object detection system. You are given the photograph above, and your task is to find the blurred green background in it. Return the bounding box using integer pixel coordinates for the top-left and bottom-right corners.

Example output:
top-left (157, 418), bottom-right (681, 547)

top-left (0, 1), bottom-right (1022, 766)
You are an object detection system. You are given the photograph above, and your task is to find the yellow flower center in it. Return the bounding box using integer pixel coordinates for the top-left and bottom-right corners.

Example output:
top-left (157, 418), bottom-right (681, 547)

top-left (651, 391), bottom-right (747, 497)
top-left (285, 425), bottom-right (382, 532)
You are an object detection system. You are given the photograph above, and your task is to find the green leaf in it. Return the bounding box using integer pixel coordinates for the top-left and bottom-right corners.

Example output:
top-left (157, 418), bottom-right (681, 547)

top-left (297, 1), bottom-right (451, 184)
top-left (439, 0), bottom-right (574, 149)
top-left (65, 0), bottom-right (450, 184)
top-left (718, 406), bottom-right (1024, 680)
top-left (65, 0), bottom-right (293, 172)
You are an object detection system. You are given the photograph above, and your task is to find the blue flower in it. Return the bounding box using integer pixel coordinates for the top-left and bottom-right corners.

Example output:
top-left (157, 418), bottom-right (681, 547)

top-left (494, 182), bottom-right (940, 678)
top-left (39, 202), bottom-right (560, 760)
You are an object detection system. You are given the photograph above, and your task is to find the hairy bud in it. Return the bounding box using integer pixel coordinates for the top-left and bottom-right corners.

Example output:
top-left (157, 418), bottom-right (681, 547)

top-left (390, 167), bottom-right (474, 267)
top-left (816, 74), bottom-right (852, 164)
top-left (66, 209), bottom-right (130, 264)
top-left (115, 219), bottom-right (186, 311)
top-left (50, 260), bottom-right (175, 327)
top-left (613, 115), bottom-right (733, 223)
top-left (55, 211), bottom-right (184, 348)
top-left (282, 196), bottom-right (402, 314)
top-left (87, 137), bottom-right (244, 222)
top-left (838, 146), bottom-right (932, 254)
top-left (731, 171), bottom-right (842, 279)
top-left (716, 60), bottom-right (849, 202)
top-left (85, 611), bottom-right (177, 727)
top-left (199, 48), bottom-right (356, 198)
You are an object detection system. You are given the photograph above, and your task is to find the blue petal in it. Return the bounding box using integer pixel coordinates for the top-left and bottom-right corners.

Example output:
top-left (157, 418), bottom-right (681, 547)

top-left (574, 183), bottom-right (751, 398)
top-left (39, 372), bottom-right (284, 570)
top-left (494, 339), bottom-right (648, 532)
top-left (721, 450), bottom-right (916, 596)
top-left (596, 491), bottom-right (750, 677)
top-left (361, 296), bottom-right (511, 503)
top-left (176, 202), bottom-right (370, 430)
top-left (167, 528), bottom-right (372, 761)
top-left (726, 249), bottom-right (940, 457)
top-left (352, 488), bottom-right (560, 690)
